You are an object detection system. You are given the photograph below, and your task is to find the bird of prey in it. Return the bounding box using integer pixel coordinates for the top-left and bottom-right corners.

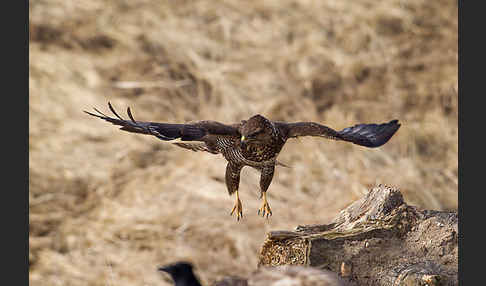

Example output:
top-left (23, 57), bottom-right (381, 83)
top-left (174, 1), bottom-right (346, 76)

top-left (85, 102), bottom-right (400, 221)
top-left (159, 262), bottom-right (202, 286)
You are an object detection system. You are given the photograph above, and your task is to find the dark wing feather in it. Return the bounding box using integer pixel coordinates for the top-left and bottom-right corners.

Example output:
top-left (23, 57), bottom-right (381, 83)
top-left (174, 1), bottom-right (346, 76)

top-left (337, 119), bottom-right (400, 147)
top-left (84, 102), bottom-right (240, 143)
top-left (277, 119), bottom-right (400, 148)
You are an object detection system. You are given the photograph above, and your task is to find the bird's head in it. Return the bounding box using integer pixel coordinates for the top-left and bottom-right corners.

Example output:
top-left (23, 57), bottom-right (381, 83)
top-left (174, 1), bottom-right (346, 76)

top-left (240, 114), bottom-right (274, 147)
top-left (158, 261), bottom-right (201, 286)
top-left (158, 261), bottom-right (194, 278)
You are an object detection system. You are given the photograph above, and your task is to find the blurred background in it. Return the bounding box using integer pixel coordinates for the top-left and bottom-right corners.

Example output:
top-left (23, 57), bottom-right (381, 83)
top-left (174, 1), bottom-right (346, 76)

top-left (29, 0), bottom-right (458, 285)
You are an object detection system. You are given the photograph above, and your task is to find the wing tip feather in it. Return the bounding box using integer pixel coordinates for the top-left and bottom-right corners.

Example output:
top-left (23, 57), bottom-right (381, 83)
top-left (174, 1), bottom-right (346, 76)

top-left (127, 107), bottom-right (137, 123)
top-left (107, 102), bottom-right (125, 121)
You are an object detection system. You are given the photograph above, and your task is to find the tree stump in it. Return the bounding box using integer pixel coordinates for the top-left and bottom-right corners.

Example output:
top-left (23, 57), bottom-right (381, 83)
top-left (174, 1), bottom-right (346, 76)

top-left (257, 185), bottom-right (458, 286)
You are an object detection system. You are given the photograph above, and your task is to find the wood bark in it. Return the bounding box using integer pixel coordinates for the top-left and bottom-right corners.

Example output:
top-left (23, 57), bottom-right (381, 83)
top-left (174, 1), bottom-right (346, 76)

top-left (257, 185), bottom-right (458, 286)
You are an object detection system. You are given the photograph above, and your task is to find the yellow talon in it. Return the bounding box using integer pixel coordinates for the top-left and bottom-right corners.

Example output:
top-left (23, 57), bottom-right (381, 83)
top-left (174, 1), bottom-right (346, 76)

top-left (258, 192), bottom-right (272, 218)
top-left (230, 190), bottom-right (243, 221)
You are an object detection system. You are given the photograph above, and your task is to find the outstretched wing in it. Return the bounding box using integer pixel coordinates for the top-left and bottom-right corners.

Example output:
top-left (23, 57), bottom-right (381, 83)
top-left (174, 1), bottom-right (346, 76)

top-left (84, 102), bottom-right (240, 152)
top-left (171, 142), bottom-right (220, 154)
top-left (277, 119), bottom-right (400, 148)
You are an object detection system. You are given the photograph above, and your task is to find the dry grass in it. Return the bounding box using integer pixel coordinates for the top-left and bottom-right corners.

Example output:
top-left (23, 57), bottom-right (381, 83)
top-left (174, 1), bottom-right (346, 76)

top-left (29, 0), bottom-right (457, 285)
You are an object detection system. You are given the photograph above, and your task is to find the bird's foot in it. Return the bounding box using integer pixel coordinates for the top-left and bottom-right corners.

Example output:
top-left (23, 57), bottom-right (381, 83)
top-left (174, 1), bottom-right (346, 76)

top-left (258, 192), bottom-right (272, 218)
top-left (230, 191), bottom-right (243, 221)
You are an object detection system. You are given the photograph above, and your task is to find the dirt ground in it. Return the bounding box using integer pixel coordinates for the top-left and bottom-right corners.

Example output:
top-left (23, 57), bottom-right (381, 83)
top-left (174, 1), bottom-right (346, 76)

top-left (29, 0), bottom-right (457, 285)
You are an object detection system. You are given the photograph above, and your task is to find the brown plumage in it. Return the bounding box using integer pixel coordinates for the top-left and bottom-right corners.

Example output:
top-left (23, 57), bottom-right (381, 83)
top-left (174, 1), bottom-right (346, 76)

top-left (85, 102), bottom-right (401, 220)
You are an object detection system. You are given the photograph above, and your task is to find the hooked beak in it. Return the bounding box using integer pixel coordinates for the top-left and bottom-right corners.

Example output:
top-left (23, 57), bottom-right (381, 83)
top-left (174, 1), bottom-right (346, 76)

top-left (158, 266), bottom-right (171, 273)
top-left (240, 135), bottom-right (247, 148)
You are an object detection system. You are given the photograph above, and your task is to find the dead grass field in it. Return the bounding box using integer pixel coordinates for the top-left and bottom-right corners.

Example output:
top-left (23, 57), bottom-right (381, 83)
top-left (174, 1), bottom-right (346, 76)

top-left (29, 0), bottom-right (457, 285)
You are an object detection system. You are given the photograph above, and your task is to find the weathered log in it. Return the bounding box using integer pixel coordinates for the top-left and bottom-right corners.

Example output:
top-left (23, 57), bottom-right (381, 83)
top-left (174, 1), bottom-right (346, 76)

top-left (247, 265), bottom-right (351, 286)
top-left (213, 265), bottom-right (351, 286)
top-left (257, 185), bottom-right (458, 286)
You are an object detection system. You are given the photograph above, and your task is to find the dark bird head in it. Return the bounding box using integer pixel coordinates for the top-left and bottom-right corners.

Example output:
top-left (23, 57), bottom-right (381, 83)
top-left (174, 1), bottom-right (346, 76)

top-left (240, 114), bottom-right (275, 147)
top-left (158, 261), bottom-right (201, 286)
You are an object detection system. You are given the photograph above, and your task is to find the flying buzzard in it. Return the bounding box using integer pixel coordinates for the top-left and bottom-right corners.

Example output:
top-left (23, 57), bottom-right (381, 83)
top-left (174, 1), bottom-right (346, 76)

top-left (85, 102), bottom-right (400, 221)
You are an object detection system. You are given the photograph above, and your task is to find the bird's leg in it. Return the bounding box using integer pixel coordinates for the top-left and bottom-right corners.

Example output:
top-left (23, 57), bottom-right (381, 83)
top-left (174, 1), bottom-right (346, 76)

top-left (258, 191), bottom-right (272, 218)
top-left (258, 165), bottom-right (275, 218)
top-left (226, 162), bottom-right (244, 221)
top-left (230, 189), bottom-right (243, 221)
